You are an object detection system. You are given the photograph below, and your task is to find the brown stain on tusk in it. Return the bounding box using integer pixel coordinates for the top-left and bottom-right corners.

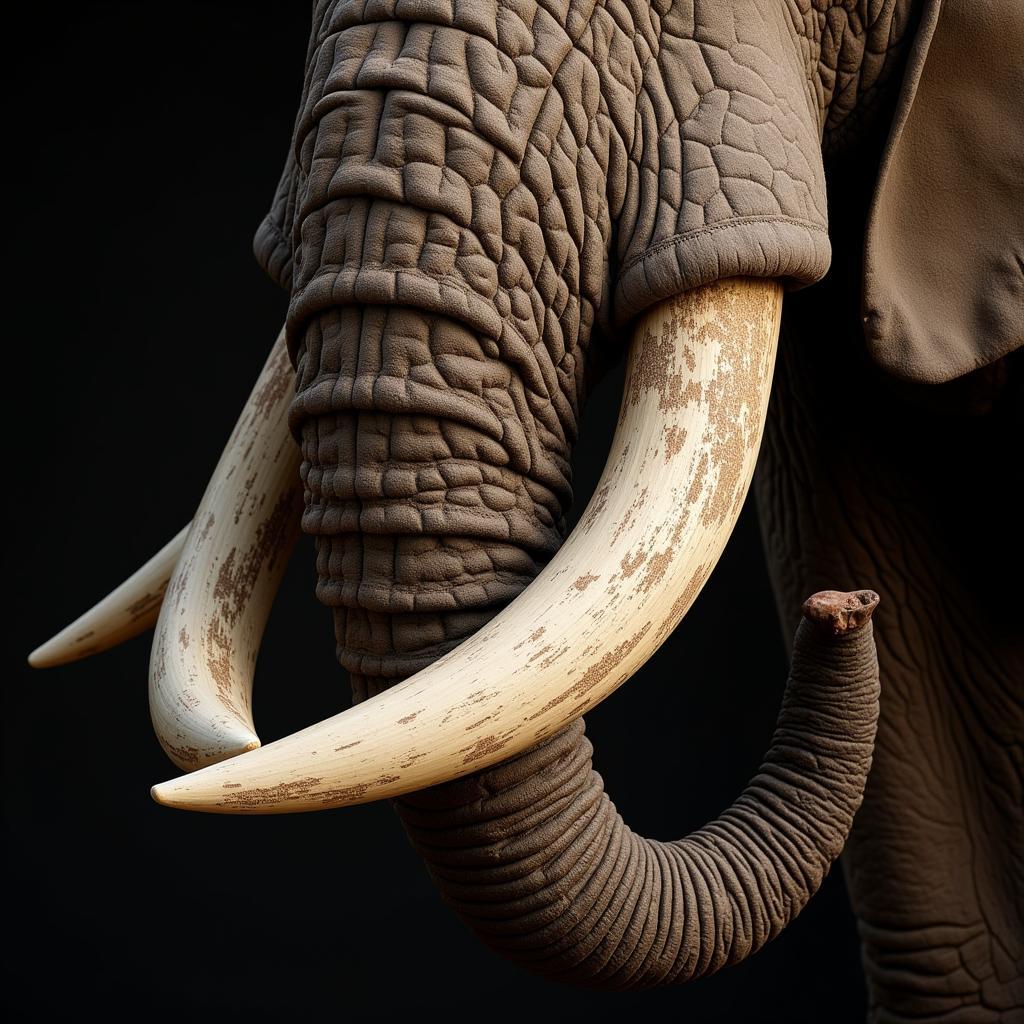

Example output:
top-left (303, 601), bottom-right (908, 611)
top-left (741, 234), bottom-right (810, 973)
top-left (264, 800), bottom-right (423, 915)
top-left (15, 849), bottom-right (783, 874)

top-left (527, 621), bottom-right (653, 722)
top-left (148, 325), bottom-right (304, 771)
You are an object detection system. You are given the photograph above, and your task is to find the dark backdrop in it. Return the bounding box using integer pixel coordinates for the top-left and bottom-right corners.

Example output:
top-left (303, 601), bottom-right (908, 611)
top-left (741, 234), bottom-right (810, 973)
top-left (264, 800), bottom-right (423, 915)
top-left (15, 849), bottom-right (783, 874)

top-left (5, 4), bottom-right (866, 1020)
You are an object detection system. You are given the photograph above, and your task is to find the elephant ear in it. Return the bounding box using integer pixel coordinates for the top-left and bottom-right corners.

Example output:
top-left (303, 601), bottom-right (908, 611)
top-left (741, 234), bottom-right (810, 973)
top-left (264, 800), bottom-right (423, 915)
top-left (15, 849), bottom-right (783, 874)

top-left (862, 0), bottom-right (1024, 383)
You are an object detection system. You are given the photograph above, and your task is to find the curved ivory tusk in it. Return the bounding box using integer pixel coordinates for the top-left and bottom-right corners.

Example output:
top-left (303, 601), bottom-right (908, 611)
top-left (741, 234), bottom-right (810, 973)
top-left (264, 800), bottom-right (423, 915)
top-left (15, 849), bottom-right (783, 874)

top-left (152, 278), bottom-right (783, 811)
top-left (28, 525), bottom-right (189, 668)
top-left (150, 327), bottom-right (304, 771)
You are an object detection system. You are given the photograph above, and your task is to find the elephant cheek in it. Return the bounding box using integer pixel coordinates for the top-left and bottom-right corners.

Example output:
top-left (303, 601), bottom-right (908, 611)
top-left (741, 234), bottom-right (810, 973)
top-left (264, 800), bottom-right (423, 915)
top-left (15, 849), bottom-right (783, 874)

top-left (289, 302), bottom-right (574, 700)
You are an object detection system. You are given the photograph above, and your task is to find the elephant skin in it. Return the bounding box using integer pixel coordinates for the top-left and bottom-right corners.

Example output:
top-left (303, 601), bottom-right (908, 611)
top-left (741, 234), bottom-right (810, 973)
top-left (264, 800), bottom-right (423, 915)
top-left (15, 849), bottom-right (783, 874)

top-left (236, 0), bottom-right (1022, 1019)
top-left (255, 1), bottom-right (881, 982)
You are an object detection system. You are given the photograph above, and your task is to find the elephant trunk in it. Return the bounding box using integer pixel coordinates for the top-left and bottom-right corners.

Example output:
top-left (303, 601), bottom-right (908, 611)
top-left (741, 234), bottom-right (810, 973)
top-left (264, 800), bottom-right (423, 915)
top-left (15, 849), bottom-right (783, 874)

top-left (295, 280), bottom-right (880, 983)
top-left (396, 596), bottom-right (880, 987)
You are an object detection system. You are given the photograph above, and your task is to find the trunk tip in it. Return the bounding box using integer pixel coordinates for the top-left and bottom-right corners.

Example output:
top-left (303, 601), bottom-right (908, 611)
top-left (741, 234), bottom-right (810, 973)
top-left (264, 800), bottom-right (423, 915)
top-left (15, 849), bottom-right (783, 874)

top-left (802, 589), bottom-right (879, 635)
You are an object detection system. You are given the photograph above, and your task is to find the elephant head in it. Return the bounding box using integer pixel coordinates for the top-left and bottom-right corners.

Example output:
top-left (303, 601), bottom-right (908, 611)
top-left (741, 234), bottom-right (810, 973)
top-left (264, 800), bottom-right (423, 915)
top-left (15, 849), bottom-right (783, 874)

top-left (31, 0), bottom-right (1021, 1001)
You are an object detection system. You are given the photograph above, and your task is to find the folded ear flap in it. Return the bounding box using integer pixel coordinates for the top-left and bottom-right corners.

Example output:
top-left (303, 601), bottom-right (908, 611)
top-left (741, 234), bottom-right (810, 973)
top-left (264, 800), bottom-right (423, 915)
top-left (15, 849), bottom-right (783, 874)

top-left (862, 0), bottom-right (1024, 384)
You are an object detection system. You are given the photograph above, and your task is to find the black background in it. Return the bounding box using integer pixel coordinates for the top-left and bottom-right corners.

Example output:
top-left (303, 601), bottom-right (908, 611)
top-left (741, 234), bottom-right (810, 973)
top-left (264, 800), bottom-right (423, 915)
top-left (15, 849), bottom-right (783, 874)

top-left (6, 4), bottom-right (865, 1020)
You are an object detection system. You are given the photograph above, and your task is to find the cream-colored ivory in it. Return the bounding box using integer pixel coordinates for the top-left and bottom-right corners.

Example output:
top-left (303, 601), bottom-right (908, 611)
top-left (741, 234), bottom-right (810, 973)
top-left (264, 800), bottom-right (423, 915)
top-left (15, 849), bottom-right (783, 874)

top-left (28, 526), bottom-right (189, 668)
top-left (151, 278), bottom-right (783, 812)
top-left (149, 327), bottom-right (303, 771)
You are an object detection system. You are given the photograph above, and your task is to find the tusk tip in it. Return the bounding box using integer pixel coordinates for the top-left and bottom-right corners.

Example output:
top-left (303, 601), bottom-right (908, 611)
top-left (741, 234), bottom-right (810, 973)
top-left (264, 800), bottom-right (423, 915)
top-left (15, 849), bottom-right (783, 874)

top-left (159, 723), bottom-right (261, 772)
top-left (27, 639), bottom-right (68, 669)
top-left (158, 729), bottom-right (262, 782)
top-left (150, 770), bottom-right (235, 813)
top-left (150, 780), bottom-right (185, 809)
top-left (150, 772), bottom-right (217, 810)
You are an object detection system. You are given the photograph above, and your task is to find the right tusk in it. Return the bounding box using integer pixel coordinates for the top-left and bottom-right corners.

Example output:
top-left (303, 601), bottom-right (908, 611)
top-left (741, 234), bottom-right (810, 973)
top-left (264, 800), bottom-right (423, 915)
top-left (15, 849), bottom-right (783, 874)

top-left (151, 277), bottom-right (783, 812)
top-left (28, 524), bottom-right (189, 669)
top-left (149, 327), bottom-right (304, 771)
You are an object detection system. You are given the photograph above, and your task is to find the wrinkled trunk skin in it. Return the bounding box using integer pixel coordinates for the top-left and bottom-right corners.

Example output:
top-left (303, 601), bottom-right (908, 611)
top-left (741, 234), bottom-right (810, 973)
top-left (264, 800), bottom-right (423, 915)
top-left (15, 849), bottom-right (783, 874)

top-left (398, 611), bottom-right (878, 987)
top-left (294, 302), bottom-right (574, 703)
top-left (284, 0), bottom-right (631, 704)
top-left (755, 196), bottom-right (1024, 1019)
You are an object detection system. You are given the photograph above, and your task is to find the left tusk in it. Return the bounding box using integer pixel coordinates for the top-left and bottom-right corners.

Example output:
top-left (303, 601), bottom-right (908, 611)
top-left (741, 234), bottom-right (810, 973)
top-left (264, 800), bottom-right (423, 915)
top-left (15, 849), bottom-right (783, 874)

top-left (28, 525), bottom-right (189, 668)
top-left (150, 327), bottom-right (304, 771)
top-left (151, 277), bottom-right (783, 812)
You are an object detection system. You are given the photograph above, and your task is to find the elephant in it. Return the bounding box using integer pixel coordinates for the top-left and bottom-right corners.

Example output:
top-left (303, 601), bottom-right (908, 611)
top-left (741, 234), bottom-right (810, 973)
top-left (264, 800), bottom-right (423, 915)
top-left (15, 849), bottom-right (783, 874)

top-left (26, 0), bottom-right (1022, 1020)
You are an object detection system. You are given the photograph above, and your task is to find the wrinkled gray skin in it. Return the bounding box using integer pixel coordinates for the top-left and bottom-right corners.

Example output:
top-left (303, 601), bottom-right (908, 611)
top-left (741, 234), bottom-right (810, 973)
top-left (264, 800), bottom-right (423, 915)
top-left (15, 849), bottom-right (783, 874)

top-left (253, 0), bottom-right (1023, 1020)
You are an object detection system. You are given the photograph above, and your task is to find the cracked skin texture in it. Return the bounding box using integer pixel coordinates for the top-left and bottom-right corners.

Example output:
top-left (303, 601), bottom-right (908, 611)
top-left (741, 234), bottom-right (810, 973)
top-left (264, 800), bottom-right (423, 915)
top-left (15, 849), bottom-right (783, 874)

top-left (251, 0), bottom-right (1022, 1019)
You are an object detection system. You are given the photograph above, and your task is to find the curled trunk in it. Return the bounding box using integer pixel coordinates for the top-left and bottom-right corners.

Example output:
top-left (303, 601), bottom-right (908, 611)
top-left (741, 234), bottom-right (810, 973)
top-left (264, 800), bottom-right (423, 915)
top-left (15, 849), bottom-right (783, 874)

top-left (285, 287), bottom-right (879, 980)
top-left (395, 595), bottom-right (880, 987)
